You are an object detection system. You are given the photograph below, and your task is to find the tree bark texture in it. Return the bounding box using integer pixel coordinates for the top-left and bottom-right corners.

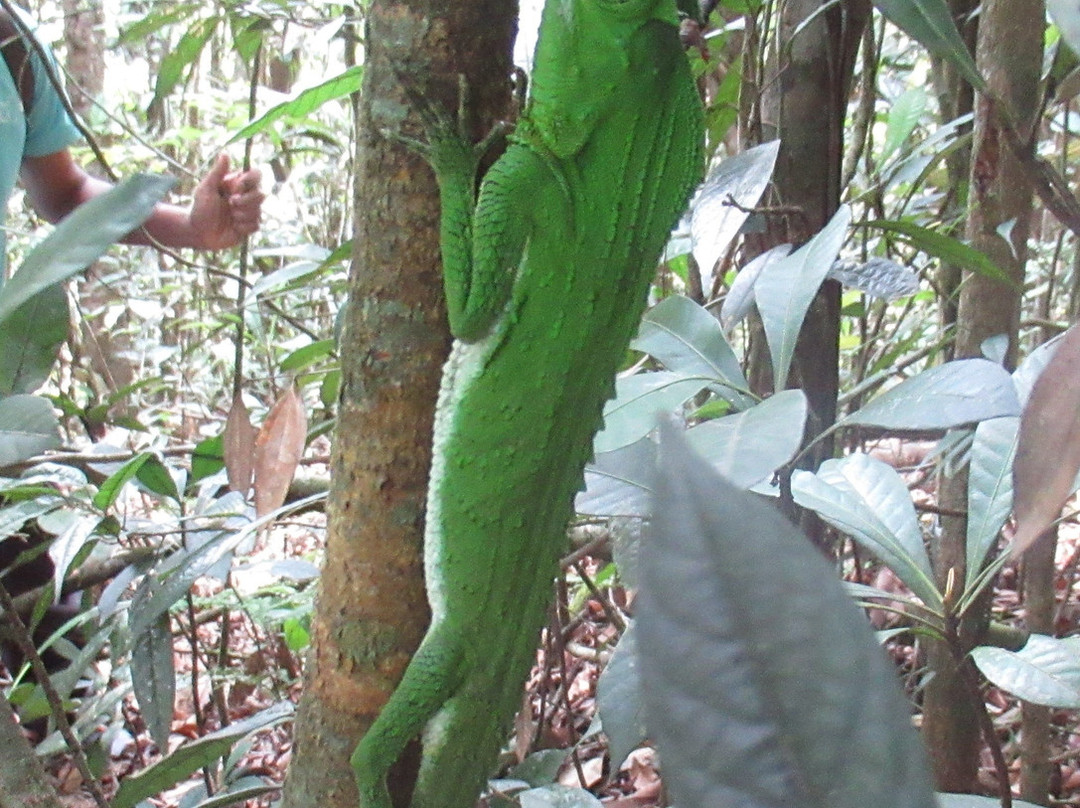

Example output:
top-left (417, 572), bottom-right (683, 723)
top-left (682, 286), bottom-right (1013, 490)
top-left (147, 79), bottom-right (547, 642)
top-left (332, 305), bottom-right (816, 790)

top-left (279, 3), bottom-right (517, 807)
top-left (749, 0), bottom-right (869, 539)
top-left (922, 0), bottom-right (1043, 792)
top-left (0, 696), bottom-right (65, 808)
top-left (61, 0), bottom-right (103, 117)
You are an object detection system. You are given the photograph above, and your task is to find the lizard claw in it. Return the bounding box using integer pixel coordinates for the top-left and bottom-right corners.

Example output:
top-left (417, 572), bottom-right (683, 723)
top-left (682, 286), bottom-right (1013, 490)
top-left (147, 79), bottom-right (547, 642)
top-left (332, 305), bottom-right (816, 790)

top-left (385, 69), bottom-right (511, 174)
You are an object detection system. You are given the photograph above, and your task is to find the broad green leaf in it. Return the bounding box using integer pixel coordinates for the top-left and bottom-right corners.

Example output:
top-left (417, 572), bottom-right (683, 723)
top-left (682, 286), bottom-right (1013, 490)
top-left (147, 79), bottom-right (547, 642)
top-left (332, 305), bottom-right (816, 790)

top-left (1011, 322), bottom-right (1080, 558)
top-left (721, 243), bottom-right (792, 330)
top-left (0, 284), bottom-right (68, 395)
top-left (597, 622), bottom-right (645, 770)
top-left (111, 702), bottom-right (293, 808)
top-left (48, 512), bottom-right (99, 601)
top-left (137, 454), bottom-right (181, 503)
top-left (578, 438), bottom-right (656, 517)
top-left (633, 295), bottom-right (752, 408)
top-left (93, 452), bottom-right (153, 510)
top-left (687, 389), bottom-right (807, 488)
top-left (593, 372), bottom-right (711, 453)
top-left (0, 394), bottom-right (61, 465)
top-left (151, 16), bottom-right (219, 106)
top-left (0, 175), bottom-right (174, 326)
top-left (971, 635), bottom-right (1080, 708)
top-left (872, 0), bottom-right (984, 91)
top-left (842, 358), bottom-right (1020, 430)
top-left (966, 417), bottom-right (1018, 589)
top-left (881, 86), bottom-right (928, 163)
top-left (280, 339), bottom-right (336, 372)
top-left (864, 219), bottom-right (1015, 288)
top-left (689, 140), bottom-right (779, 287)
top-left (0, 498), bottom-right (59, 543)
top-left (791, 454), bottom-right (942, 610)
top-left (229, 65), bottom-right (364, 143)
top-left (193, 784), bottom-right (279, 808)
top-left (129, 611), bottom-right (175, 749)
top-left (117, 4), bottom-right (200, 43)
top-left (640, 422), bottom-right (937, 808)
top-left (190, 435), bottom-right (225, 486)
top-left (755, 205), bottom-right (851, 391)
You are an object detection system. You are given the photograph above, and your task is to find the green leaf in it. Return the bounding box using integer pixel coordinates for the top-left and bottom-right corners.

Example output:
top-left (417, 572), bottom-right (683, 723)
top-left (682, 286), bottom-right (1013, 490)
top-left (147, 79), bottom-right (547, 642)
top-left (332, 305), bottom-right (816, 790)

top-left (579, 438), bottom-right (656, 518)
top-left (129, 612), bottom-right (175, 749)
top-left (596, 622), bottom-right (645, 770)
top-left (280, 339), bottom-right (336, 372)
top-left (0, 175), bottom-right (174, 326)
top-left (111, 702), bottom-right (293, 808)
top-left (632, 295), bottom-right (753, 408)
top-left (687, 388), bottom-right (807, 488)
top-left (966, 417), bottom-right (1018, 589)
top-left (689, 140), bottom-right (779, 286)
top-left (755, 205), bottom-right (851, 391)
top-left (640, 422), bottom-right (937, 808)
top-left (842, 358), bottom-right (1021, 430)
top-left (0, 394), bottom-right (61, 465)
top-left (872, 0), bottom-right (984, 91)
top-left (881, 86), bottom-right (928, 163)
top-left (864, 219), bottom-right (1017, 289)
top-left (136, 454), bottom-right (181, 503)
top-left (93, 452), bottom-right (153, 510)
top-left (228, 65), bottom-right (364, 143)
top-left (791, 454), bottom-right (942, 610)
top-left (190, 434), bottom-right (225, 485)
top-left (151, 16), bottom-right (219, 107)
top-left (593, 372), bottom-right (711, 454)
top-left (1049, 0), bottom-right (1080, 58)
top-left (972, 635), bottom-right (1080, 708)
top-left (0, 284), bottom-right (69, 396)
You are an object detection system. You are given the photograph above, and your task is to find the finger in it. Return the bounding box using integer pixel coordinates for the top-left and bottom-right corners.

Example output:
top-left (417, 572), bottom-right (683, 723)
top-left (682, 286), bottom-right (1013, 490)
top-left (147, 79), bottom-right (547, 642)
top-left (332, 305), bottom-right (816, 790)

top-left (204, 153), bottom-right (232, 189)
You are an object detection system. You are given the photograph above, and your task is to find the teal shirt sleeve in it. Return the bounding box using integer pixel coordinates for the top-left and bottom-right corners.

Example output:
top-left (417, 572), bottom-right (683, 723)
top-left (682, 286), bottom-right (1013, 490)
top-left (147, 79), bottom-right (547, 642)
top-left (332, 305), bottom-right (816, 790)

top-left (22, 31), bottom-right (81, 157)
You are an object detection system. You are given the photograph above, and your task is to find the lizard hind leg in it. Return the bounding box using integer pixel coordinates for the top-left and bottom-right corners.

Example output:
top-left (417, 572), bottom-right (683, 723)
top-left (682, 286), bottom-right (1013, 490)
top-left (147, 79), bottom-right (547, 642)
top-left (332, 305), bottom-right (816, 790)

top-left (351, 624), bottom-right (468, 808)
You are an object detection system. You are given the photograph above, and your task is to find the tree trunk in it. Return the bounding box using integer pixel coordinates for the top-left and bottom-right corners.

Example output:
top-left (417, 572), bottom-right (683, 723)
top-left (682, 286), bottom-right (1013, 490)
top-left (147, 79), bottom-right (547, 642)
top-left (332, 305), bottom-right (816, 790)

top-left (749, 0), bottom-right (869, 541)
top-left (0, 697), bottom-right (65, 808)
top-left (61, 0), bottom-right (103, 117)
top-left (278, 3), bottom-right (516, 807)
top-left (922, 0), bottom-right (1043, 791)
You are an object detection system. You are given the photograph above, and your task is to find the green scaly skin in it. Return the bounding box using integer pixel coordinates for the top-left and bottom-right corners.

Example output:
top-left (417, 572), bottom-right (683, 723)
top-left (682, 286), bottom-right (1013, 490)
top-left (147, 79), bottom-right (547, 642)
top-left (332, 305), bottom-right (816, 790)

top-left (351, 2), bottom-right (703, 806)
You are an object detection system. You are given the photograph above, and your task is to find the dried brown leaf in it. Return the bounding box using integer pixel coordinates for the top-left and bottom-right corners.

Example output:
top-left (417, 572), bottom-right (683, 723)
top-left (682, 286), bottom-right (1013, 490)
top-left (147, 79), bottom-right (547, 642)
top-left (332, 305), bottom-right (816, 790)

top-left (1012, 323), bottom-right (1080, 557)
top-left (253, 385), bottom-right (308, 518)
top-left (224, 391), bottom-right (257, 495)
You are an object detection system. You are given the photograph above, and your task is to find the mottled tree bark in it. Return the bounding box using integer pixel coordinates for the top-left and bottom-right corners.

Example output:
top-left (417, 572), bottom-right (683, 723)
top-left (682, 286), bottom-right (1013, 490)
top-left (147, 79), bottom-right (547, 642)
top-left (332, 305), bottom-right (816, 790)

top-left (279, 3), bottom-right (516, 807)
top-left (0, 697), bottom-right (64, 808)
top-left (922, 0), bottom-right (1043, 792)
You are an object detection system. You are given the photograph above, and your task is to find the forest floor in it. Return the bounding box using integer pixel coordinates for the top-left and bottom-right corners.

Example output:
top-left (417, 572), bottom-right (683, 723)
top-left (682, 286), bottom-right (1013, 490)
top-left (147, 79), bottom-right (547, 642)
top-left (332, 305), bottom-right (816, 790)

top-left (27, 439), bottom-right (1080, 807)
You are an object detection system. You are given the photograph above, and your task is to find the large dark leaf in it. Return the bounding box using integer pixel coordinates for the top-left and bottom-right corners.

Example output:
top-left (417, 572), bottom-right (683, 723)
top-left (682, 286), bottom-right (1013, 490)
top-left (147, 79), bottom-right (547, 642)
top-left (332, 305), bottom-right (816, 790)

top-left (129, 609), bottom-right (175, 749)
top-left (0, 394), bottom-right (61, 466)
top-left (841, 358), bottom-right (1020, 430)
top-left (0, 284), bottom-right (68, 395)
top-left (872, 0), bottom-right (984, 91)
top-left (0, 175), bottom-right (173, 326)
top-left (638, 422), bottom-right (936, 808)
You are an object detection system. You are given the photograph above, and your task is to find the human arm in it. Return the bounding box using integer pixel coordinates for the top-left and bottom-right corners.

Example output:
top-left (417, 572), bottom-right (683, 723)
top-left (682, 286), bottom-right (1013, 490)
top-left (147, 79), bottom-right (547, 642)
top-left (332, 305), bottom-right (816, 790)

top-left (19, 151), bottom-right (264, 251)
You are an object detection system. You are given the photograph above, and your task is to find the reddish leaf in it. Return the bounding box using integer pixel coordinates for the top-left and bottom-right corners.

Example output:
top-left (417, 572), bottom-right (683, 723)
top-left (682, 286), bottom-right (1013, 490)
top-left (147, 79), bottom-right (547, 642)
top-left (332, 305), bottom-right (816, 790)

top-left (253, 385), bottom-right (308, 518)
top-left (224, 391), bottom-right (256, 495)
top-left (1011, 323), bottom-right (1080, 557)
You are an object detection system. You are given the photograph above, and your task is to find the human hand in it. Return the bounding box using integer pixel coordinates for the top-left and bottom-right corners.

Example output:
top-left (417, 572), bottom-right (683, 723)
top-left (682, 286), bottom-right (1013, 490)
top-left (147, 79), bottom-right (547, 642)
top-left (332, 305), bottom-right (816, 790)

top-left (189, 154), bottom-right (265, 251)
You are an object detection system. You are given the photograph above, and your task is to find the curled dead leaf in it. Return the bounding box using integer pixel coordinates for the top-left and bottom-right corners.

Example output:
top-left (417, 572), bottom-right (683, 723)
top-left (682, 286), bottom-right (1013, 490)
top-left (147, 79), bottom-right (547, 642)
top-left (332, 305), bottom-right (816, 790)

top-left (224, 391), bottom-right (257, 495)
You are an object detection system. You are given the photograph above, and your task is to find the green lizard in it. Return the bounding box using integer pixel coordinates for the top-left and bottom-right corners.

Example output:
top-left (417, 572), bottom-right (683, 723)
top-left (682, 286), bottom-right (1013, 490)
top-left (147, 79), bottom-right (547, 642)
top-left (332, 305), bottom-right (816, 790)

top-left (351, 2), bottom-right (703, 806)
